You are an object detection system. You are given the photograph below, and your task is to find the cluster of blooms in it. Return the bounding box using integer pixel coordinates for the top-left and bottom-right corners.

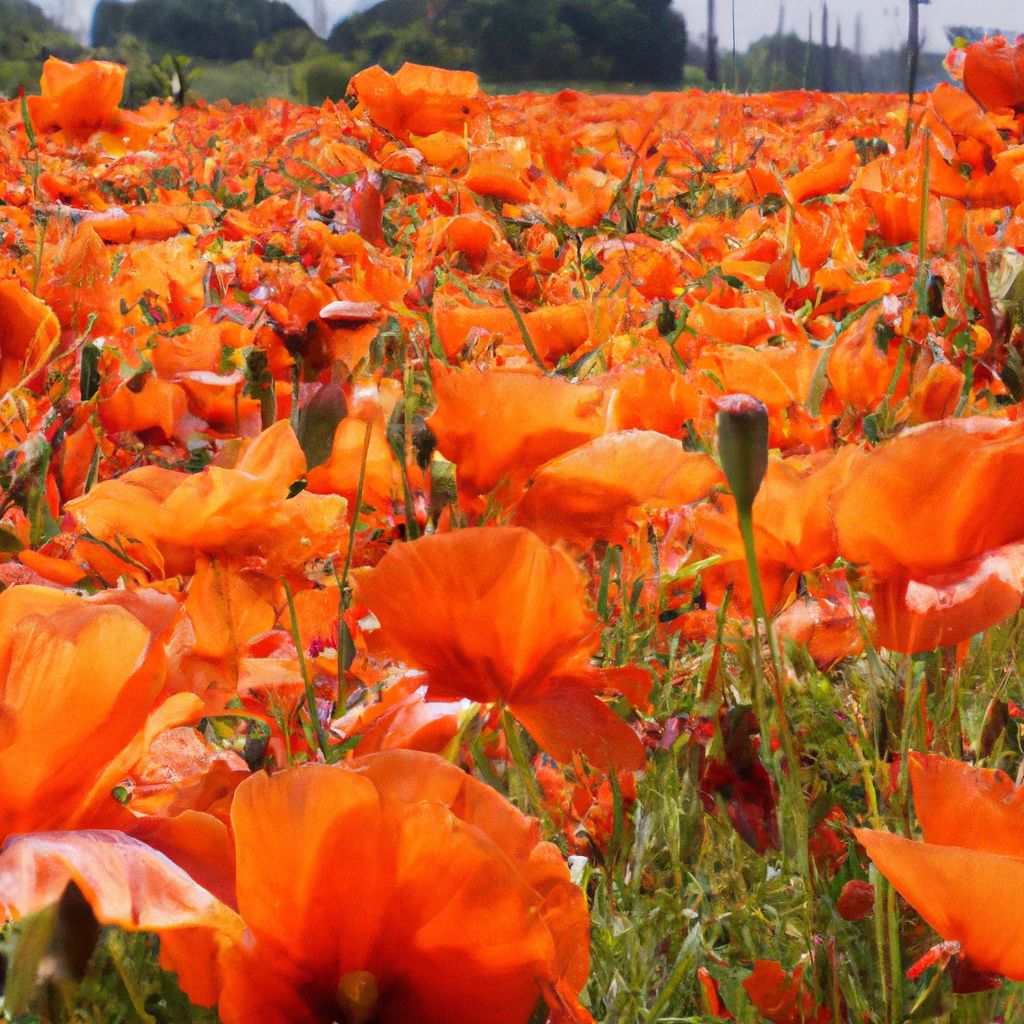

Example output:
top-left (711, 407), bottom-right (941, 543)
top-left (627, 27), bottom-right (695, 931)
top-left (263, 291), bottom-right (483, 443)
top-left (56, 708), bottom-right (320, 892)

top-left (0, 36), bottom-right (1023, 1019)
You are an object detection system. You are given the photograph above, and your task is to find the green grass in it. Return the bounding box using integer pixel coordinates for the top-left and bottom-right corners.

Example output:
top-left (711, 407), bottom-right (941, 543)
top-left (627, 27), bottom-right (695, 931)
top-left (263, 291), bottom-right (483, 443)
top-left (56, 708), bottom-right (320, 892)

top-left (184, 60), bottom-right (300, 105)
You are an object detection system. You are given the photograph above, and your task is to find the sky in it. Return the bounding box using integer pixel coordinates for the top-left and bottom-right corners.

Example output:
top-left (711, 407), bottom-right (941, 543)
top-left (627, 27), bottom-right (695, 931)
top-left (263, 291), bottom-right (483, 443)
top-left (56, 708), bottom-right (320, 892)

top-left (36, 0), bottom-right (1024, 51)
top-left (684, 0), bottom-right (1023, 55)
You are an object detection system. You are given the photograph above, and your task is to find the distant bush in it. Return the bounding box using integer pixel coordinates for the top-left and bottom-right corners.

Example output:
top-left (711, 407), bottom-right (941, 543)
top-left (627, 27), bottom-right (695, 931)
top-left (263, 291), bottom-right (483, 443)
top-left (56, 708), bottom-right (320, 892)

top-left (292, 53), bottom-right (358, 105)
top-left (254, 27), bottom-right (327, 66)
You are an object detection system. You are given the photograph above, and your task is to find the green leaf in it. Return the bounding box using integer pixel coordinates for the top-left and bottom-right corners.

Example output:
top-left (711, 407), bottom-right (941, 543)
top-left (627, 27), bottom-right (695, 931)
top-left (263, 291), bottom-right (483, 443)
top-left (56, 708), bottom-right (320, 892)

top-left (0, 525), bottom-right (23, 553)
top-left (297, 382), bottom-right (347, 472)
top-left (3, 903), bottom-right (58, 1016)
top-left (80, 342), bottom-right (101, 402)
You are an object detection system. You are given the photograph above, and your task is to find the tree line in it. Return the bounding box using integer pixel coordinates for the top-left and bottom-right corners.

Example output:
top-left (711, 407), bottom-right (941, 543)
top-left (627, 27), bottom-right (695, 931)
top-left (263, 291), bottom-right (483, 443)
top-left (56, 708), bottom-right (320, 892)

top-left (1, 0), bottom-right (950, 105)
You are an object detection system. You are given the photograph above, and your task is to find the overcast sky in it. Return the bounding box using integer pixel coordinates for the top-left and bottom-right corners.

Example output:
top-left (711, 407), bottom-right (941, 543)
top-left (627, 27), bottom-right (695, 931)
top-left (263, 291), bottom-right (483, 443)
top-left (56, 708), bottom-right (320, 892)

top-left (40, 0), bottom-right (1024, 51)
top-left (682, 0), bottom-right (1023, 55)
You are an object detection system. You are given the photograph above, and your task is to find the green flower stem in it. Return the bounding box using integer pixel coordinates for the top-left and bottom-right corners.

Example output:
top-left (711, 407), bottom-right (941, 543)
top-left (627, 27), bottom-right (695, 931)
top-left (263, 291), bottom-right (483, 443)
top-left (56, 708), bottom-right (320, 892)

top-left (500, 705), bottom-right (544, 813)
top-left (284, 577), bottom-right (330, 760)
top-left (886, 878), bottom-right (903, 1023)
top-left (737, 506), bottom-right (810, 883)
top-left (914, 128), bottom-right (932, 315)
top-left (334, 419), bottom-right (373, 711)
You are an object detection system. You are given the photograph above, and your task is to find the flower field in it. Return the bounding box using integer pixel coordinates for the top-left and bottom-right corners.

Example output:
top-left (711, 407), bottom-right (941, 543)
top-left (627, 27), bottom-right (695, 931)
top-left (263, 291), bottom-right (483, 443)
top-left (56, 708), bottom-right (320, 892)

top-left (2, 41), bottom-right (1024, 1023)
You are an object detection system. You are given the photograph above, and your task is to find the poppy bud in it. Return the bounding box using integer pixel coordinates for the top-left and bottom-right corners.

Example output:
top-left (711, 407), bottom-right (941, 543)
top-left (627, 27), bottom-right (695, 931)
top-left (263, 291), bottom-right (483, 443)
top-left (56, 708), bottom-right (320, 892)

top-left (715, 394), bottom-right (769, 515)
top-left (836, 878), bottom-right (875, 921)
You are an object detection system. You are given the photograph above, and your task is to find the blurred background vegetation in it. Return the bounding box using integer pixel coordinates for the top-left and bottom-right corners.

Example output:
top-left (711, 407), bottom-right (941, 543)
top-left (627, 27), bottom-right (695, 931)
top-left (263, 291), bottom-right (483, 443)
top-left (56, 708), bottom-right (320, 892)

top-left (0, 0), bottom-right (948, 106)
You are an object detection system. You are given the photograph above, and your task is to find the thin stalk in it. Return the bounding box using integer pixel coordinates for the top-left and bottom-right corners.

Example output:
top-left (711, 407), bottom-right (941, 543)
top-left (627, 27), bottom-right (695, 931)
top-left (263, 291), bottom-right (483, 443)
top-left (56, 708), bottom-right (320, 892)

top-left (887, 879), bottom-right (903, 1023)
top-left (914, 129), bottom-right (932, 313)
top-left (643, 926), bottom-right (701, 1023)
top-left (872, 866), bottom-right (891, 1017)
top-left (500, 706), bottom-right (544, 812)
top-left (737, 508), bottom-right (810, 881)
top-left (289, 361), bottom-right (301, 433)
top-left (283, 578), bottom-right (330, 759)
top-left (334, 419), bottom-right (373, 710)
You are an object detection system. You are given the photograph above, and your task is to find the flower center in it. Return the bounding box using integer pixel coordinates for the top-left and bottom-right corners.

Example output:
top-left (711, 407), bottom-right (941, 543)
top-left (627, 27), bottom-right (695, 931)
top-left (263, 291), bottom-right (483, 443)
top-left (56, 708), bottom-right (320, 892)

top-left (335, 970), bottom-right (378, 1024)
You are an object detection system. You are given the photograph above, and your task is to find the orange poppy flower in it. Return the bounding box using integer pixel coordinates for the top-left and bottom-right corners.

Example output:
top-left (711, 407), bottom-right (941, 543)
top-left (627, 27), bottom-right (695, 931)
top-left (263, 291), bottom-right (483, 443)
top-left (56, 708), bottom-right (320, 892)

top-left (827, 304), bottom-right (908, 413)
top-left (0, 280), bottom-right (60, 393)
top-left (349, 63), bottom-right (485, 138)
top-left (742, 960), bottom-right (829, 1024)
top-left (126, 726), bottom-right (248, 821)
top-left (695, 446), bottom-right (860, 613)
top-left (98, 374), bottom-right (188, 441)
top-left (354, 527), bottom-right (646, 770)
top-left (786, 139), bottom-right (858, 204)
top-left (774, 573), bottom-right (864, 668)
top-left (27, 57), bottom-right (126, 135)
top-left (332, 673), bottom-right (470, 758)
top-left (427, 367), bottom-right (605, 504)
top-left (0, 752), bottom-right (594, 1024)
top-left (67, 420), bottom-right (347, 579)
top-left (856, 752), bottom-right (1024, 980)
top-left (432, 294), bottom-right (593, 364)
top-left (0, 584), bottom-right (199, 841)
top-left (514, 430), bottom-right (721, 546)
top-left (961, 36), bottom-right (1024, 114)
top-left (834, 418), bottom-right (1024, 651)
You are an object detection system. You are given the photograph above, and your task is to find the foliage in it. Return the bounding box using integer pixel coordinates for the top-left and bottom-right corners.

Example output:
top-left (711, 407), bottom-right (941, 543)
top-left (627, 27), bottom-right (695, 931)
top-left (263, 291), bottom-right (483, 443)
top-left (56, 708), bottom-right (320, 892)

top-left (91, 0), bottom-right (309, 61)
top-left (0, 0), bottom-right (83, 96)
top-left (253, 26), bottom-right (327, 67)
top-left (329, 0), bottom-right (688, 85)
top-left (148, 53), bottom-right (202, 107)
top-left (291, 52), bottom-right (358, 105)
top-left (189, 59), bottom-right (299, 104)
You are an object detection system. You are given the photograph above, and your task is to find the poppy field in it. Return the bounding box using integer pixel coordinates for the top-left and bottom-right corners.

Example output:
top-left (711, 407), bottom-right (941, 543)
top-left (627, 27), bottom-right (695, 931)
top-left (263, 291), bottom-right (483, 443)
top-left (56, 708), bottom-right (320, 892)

top-left (2, 40), bottom-right (1024, 1023)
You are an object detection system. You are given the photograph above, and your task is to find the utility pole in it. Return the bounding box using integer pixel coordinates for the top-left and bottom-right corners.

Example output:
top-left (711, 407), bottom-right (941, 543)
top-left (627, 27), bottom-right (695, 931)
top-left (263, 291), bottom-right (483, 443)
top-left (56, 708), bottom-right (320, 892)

top-left (854, 12), bottom-right (865, 90)
top-left (821, 3), bottom-right (831, 90)
top-left (907, 0), bottom-right (931, 102)
top-left (835, 19), bottom-right (843, 90)
top-left (706, 0), bottom-right (719, 85)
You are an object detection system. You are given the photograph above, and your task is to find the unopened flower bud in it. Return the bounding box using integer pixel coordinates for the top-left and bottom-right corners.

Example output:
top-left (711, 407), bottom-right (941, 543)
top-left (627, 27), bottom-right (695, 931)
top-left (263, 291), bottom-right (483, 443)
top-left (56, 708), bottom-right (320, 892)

top-left (715, 393), bottom-right (769, 515)
top-left (836, 878), bottom-right (875, 921)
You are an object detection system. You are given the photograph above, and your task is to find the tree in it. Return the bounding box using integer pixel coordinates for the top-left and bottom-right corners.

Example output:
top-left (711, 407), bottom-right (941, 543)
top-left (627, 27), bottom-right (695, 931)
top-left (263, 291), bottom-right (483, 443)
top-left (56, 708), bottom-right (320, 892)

top-left (559, 0), bottom-right (686, 84)
top-left (330, 0), bottom-right (687, 84)
top-left (92, 0), bottom-right (309, 61)
top-left (907, 0), bottom-right (930, 100)
top-left (0, 0), bottom-right (83, 97)
top-left (254, 26), bottom-right (327, 65)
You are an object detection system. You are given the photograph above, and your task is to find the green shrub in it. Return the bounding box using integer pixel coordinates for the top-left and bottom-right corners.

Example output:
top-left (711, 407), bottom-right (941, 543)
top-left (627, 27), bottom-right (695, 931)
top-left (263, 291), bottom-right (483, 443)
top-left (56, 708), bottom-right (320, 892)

top-left (292, 53), bottom-right (358, 106)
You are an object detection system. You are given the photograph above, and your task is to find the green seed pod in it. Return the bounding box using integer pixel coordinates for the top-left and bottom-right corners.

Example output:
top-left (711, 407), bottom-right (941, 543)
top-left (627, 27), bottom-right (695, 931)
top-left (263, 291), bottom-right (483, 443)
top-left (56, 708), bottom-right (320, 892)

top-left (716, 393), bottom-right (769, 516)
